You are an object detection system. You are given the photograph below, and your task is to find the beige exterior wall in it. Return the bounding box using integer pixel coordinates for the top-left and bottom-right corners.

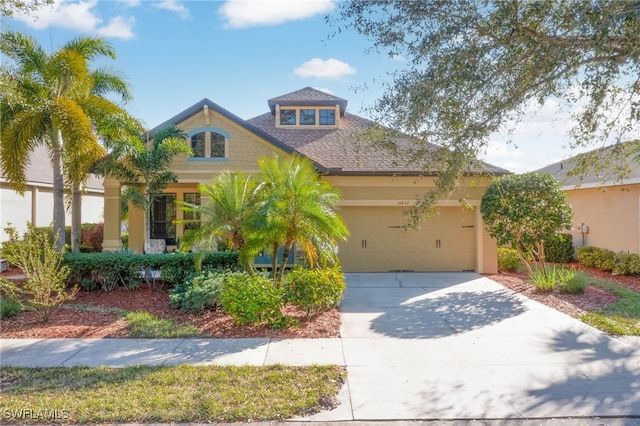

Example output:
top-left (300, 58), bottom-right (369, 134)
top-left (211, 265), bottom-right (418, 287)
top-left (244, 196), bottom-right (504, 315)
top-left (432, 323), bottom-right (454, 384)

top-left (125, 108), bottom-right (287, 253)
top-left (170, 107), bottom-right (288, 180)
top-left (107, 106), bottom-right (498, 273)
top-left (325, 176), bottom-right (497, 273)
top-left (565, 183), bottom-right (640, 254)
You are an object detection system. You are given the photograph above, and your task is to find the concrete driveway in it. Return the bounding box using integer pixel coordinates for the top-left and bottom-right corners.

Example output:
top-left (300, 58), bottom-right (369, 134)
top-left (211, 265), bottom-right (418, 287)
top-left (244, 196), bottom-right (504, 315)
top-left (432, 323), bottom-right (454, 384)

top-left (313, 272), bottom-right (640, 421)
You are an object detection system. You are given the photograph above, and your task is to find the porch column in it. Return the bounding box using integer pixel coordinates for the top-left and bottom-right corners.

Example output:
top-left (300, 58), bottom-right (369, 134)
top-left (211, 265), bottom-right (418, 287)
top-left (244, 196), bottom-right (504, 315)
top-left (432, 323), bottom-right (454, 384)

top-left (102, 177), bottom-right (122, 252)
top-left (31, 186), bottom-right (37, 225)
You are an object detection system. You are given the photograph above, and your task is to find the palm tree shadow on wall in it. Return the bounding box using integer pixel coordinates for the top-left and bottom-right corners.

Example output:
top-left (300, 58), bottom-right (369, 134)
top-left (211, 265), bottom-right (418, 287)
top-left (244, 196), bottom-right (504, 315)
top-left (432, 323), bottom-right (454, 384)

top-left (370, 289), bottom-right (528, 339)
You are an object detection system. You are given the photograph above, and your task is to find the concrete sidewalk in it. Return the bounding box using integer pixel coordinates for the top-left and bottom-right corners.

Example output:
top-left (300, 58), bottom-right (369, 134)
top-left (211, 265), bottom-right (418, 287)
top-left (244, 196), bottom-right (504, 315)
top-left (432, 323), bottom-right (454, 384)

top-left (2, 273), bottom-right (640, 422)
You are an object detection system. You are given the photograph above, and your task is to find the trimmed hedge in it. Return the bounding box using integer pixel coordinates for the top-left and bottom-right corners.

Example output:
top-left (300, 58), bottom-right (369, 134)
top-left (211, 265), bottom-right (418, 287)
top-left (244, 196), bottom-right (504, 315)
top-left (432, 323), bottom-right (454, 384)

top-left (576, 246), bottom-right (616, 271)
top-left (576, 246), bottom-right (640, 275)
top-left (544, 233), bottom-right (574, 263)
top-left (63, 251), bottom-right (239, 291)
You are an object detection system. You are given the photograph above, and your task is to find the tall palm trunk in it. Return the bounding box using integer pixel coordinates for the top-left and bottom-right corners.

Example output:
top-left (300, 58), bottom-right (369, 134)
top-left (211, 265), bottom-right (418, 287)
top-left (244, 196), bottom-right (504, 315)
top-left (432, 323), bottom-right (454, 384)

top-left (50, 130), bottom-right (66, 251)
top-left (71, 181), bottom-right (82, 253)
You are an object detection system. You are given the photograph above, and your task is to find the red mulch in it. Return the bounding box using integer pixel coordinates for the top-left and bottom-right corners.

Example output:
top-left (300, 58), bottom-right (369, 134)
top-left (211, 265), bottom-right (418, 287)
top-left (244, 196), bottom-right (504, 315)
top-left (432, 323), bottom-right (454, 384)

top-left (485, 262), bottom-right (640, 318)
top-left (0, 269), bottom-right (340, 339)
top-left (3, 263), bottom-right (639, 339)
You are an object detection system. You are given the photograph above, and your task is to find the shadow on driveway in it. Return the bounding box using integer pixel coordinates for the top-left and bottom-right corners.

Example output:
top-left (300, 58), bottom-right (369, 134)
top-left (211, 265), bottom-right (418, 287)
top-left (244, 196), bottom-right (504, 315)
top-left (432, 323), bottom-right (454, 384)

top-left (369, 288), bottom-right (527, 338)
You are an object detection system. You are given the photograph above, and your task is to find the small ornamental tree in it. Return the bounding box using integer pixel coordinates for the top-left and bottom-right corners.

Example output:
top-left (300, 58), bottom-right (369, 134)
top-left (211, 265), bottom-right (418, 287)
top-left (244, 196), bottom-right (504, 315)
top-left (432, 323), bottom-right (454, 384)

top-left (480, 172), bottom-right (573, 275)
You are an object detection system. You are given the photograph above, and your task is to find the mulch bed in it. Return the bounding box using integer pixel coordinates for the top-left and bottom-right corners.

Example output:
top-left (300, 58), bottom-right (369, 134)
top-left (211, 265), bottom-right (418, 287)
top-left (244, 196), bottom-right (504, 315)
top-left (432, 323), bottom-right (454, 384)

top-left (0, 270), bottom-right (340, 339)
top-left (2, 264), bottom-right (639, 339)
top-left (485, 262), bottom-right (640, 318)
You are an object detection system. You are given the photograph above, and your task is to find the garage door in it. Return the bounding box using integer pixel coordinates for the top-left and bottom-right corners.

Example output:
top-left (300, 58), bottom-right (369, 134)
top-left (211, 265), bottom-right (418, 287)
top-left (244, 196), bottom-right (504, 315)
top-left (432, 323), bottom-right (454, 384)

top-left (338, 206), bottom-right (475, 272)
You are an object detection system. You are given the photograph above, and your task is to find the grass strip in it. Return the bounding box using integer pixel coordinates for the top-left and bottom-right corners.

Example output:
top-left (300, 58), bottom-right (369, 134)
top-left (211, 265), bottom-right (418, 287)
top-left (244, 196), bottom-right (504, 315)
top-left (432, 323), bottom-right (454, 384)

top-left (64, 304), bottom-right (202, 338)
top-left (124, 311), bottom-right (202, 338)
top-left (0, 364), bottom-right (345, 423)
top-left (580, 277), bottom-right (640, 336)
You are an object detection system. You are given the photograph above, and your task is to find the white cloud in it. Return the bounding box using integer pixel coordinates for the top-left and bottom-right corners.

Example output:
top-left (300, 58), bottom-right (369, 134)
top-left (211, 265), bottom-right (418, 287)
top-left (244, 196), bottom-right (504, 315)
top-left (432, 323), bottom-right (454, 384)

top-left (294, 58), bottom-right (356, 80)
top-left (219, 0), bottom-right (333, 29)
top-left (96, 16), bottom-right (135, 40)
top-left (13, 0), bottom-right (101, 31)
top-left (314, 87), bottom-right (334, 94)
top-left (391, 54), bottom-right (406, 62)
top-left (11, 0), bottom-right (135, 40)
top-left (153, 0), bottom-right (190, 19)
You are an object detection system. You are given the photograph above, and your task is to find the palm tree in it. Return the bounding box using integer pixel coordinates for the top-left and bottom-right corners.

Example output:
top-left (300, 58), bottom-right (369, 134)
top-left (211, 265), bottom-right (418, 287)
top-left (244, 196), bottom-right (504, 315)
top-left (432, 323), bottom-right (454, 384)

top-left (178, 171), bottom-right (263, 270)
top-left (258, 154), bottom-right (349, 283)
top-left (0, 30), bottom-right (131, 251)
top-left (95, 124), bottom-right (192, 252)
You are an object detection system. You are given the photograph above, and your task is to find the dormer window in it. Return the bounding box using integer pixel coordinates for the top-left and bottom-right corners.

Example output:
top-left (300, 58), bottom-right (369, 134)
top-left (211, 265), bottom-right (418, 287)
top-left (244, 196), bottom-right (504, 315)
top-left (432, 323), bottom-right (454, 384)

top-left (300, 109), bottom-right (316, 125)
top-left (319, 109), bottom-right (335, 125)
top-left (275, 106), bottom-right (340, 129)
top-left (280, 109), bottom-right (296, 125)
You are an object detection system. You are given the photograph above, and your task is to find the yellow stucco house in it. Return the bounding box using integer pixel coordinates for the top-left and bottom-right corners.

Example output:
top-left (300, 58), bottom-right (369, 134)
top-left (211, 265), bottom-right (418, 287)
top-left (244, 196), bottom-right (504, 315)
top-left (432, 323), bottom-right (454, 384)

top-left (536, 141), bottom-right (640, 255)
top-left (102, 88), bottom-right (508, 273)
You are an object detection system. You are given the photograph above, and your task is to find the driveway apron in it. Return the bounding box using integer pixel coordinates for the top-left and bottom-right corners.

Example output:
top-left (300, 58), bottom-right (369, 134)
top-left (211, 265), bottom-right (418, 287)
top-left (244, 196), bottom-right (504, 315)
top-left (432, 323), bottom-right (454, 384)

top-left (315, 272), bottom-right (640, 421)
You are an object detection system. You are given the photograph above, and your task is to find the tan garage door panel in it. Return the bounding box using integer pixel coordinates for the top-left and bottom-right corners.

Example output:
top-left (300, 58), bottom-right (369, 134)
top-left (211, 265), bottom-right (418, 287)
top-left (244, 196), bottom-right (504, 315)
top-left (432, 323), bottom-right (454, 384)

top-left (339, 207), bottom-right (475, 272)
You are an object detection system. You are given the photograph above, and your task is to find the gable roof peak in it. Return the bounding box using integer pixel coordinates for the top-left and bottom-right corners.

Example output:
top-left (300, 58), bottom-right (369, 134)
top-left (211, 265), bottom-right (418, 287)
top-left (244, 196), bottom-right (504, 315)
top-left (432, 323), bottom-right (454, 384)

top-left (267, 87), bottom-right (348, 116)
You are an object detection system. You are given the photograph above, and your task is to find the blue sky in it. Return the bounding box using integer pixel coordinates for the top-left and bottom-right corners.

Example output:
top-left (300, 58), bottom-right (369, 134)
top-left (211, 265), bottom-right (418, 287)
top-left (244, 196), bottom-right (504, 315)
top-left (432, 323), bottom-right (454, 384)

top-left (1, 0), bottom-right (600, 173)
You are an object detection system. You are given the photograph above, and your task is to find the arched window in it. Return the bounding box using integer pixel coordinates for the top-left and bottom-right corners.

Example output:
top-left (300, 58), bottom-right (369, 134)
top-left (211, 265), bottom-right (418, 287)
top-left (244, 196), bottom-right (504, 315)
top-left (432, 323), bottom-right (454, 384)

top-left (186, 127), bottom-right (230, 160)
top-left (191, 132), bottom-right (206, 157)
top-left (211, 132), bottom-right (225, 158)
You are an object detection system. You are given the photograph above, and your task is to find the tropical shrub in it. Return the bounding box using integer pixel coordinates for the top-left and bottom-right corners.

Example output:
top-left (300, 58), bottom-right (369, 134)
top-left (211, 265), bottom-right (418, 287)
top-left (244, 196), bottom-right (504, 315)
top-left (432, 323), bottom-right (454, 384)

top-left (170, 271), bottom-right (225, 313)
top-left (0, 297), bottom-right (21, 319)
top-left (81, 223), bottom-right (104, 252)
top-left (1, 224), bottom-right (76, 321)
top-left (220, 272), bottom-right (284, 326)
top-left (544, 233), bottom-right (574, 263)
top-left (497, 248), bottom-right (520, 272)
top-left (284, 267), bottom-right (345, 317)
top-left (63, 251), bottom-right (239, 290)
top-left (613, 253), bottom-right (640, 275)
top-left (480, 172), bottom-right (573, 276)
top-left (595, 248), bottom-right (617, 272)
top-left (576, 246), bottom-right (600, 268)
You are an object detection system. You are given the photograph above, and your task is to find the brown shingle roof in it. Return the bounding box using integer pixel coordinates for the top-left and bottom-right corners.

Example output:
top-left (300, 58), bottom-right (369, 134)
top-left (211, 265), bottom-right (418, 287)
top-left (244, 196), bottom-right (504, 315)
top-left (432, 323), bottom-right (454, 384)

top-left (535, 140), bottom-right (640, 188)
top-left (247, 111), bottom-right (509, 176)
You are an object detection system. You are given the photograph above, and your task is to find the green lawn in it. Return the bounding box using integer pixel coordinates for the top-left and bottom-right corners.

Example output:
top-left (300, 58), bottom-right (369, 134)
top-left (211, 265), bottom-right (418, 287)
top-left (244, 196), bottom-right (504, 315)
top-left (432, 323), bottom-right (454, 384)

top-left (580, 277), bottom-right (640, 336)
top-left (0, 364), bottom-right (345, 423)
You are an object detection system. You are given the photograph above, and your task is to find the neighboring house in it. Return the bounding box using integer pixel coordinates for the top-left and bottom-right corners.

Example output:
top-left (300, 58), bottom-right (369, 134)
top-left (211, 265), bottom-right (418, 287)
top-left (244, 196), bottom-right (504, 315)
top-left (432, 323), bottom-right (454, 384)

top-left (536, 141), bottom-right (640, 254)
top-left (0, 144), bottom-right (104, 244)
top-left (103, 87), bottom-right (509, 273)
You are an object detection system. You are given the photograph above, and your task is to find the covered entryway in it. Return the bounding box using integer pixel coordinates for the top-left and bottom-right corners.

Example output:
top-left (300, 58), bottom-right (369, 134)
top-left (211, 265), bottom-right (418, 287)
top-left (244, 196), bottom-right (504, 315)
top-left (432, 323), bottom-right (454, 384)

top-left (338, 207), bottom-right (475, 272)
